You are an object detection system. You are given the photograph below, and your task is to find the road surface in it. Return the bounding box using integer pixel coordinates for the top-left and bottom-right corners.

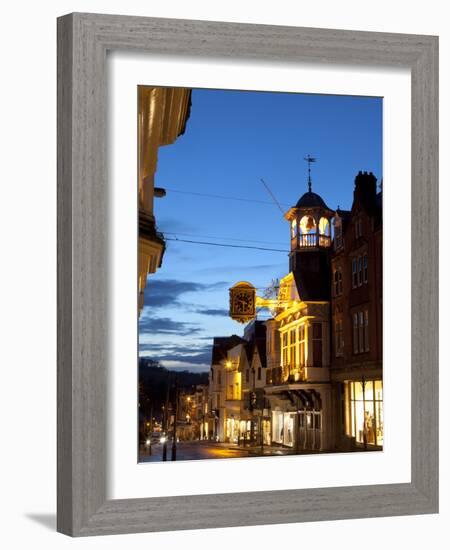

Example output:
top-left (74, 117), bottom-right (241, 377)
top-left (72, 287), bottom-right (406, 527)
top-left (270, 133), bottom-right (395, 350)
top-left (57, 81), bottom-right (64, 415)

top-left (139, 439), bottom-right (296, 462)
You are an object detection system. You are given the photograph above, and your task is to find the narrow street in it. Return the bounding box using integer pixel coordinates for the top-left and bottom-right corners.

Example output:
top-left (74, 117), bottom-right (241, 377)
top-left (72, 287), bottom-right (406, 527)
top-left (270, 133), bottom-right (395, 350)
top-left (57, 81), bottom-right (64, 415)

top-left (139, 439), bottom-right (300, 462)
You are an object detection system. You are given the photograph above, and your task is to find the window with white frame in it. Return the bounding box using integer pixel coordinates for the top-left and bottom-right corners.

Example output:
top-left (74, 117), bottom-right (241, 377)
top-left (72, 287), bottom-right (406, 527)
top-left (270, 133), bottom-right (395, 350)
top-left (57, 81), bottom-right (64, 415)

top-left (364, 310), bottom-right (370, 351)
top-left (333, 268), bottom-right (343, 296)
top-left (281, 331), bottom-right (288, 367)
top-left (335, 317), bottom-right (344, 357)
top-left (288, 328), bottom-right (296, 371)
top-left (334, 219), bottom-right (343, 250)
top-left (353, 310), bottom-right (370, 354)
top-left (358, 256), bottom-right (363, 286)
top-left (352, 255), bottom-right (368, 288)
top-left (352, 258), bottom-right (358, 288)
top-left (363, 253), bottom-right (368, 283)
top-left (353, 313), bottom-right (359, 354)
top-left (299, 324), bottom-right (306, 366)
top-left (312, 322), bottom-right (323, 367)
top-left (354, 218), bottom-right (363, 239)
top-left (358, 311), bottom-right (364, 353)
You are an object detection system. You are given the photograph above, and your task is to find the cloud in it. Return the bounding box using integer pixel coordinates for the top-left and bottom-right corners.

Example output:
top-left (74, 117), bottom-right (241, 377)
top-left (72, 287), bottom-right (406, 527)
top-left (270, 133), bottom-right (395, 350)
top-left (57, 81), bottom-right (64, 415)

top-left (139, 316), bottom-right (202, 336)
top-left (160, 361), bottom-right (210, 372)
top-left (156, 216), bottom-right (196, 233)
top-left (139, 342), bottom-right (213, 354)
top-left (142, 278), bottom-right (229, 309)
top-left (193, 307), bottom-right (229, 317)
top-left (139, 341), bottom-right (213, 372)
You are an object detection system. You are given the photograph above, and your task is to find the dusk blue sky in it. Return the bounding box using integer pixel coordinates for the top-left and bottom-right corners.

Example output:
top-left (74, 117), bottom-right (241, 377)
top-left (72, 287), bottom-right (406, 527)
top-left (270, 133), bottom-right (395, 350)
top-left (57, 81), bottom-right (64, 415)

top-left (139, 88), bottom-right (382, 372)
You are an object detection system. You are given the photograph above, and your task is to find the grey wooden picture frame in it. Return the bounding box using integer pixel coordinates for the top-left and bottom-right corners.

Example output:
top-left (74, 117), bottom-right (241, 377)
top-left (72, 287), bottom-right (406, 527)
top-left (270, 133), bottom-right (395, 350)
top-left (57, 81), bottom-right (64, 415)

top-left (57, 12), bottom-right (439, 537)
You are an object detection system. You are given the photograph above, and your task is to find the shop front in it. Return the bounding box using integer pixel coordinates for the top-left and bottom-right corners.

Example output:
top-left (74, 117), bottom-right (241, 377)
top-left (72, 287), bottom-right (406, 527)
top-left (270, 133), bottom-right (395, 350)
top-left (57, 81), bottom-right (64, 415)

top-left (272, 410), bottom-right (296, 447)
top-left (345, 379), bottom-right (383, 448)
top-left (226, 416), bottom-right (240, 443)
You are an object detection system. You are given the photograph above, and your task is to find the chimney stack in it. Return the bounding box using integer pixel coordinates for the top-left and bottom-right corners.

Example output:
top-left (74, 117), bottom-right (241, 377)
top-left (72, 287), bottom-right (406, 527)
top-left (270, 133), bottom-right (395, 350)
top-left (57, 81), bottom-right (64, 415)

top-left (354, 171), bottom-right (377, 208)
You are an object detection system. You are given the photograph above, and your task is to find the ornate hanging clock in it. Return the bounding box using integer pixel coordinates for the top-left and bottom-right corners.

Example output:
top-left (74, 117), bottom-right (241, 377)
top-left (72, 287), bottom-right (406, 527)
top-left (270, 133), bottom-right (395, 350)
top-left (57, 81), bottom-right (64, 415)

top-left (229, 281), bottom-right (256, 323)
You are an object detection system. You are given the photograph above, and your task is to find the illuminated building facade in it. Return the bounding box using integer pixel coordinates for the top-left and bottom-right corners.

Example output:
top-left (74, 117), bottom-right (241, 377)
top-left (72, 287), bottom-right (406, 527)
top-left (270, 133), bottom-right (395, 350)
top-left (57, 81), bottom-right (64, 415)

top-left (263, 187), bottom-right (335, 451)
top-left (330, 171), bottom-right (383, 450)
top-left (176, 385), bottom-right (209, 441)
top-left (211, 170), bottom-right (383, 454)
top-left (138, 86), bottom-right (191, 315)
top-left (207, 335), bottom-right (245, 441)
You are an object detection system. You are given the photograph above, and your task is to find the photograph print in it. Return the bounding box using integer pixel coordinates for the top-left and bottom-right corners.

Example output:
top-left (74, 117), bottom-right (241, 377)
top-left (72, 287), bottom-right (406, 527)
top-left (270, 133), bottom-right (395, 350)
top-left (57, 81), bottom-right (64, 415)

top-left (138, 86), bottom-right (383, 462)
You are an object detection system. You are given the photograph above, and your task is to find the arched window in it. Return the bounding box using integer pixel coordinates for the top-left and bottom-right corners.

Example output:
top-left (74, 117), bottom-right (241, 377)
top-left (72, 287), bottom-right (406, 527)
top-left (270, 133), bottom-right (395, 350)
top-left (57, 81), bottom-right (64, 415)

top-left (299, 216), bottom-right (317, 247)
top-left (319, 217), bottom-right (331, 247)
top-left (319, 217), bottom-right (330, 236)
top-left (291, 218), bottom-right (297, 238)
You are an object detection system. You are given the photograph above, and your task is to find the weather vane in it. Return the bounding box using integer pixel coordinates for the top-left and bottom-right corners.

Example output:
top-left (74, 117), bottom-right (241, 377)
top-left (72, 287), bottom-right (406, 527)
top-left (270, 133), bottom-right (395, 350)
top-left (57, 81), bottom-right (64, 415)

top-left (304, 154), bottom-right (317, 192)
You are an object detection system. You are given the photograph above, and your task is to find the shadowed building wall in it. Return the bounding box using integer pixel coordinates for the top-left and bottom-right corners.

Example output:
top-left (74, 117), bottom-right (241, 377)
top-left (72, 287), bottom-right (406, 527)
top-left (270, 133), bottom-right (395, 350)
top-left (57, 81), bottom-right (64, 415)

top-left (138, 86), bottom-right (191, 315)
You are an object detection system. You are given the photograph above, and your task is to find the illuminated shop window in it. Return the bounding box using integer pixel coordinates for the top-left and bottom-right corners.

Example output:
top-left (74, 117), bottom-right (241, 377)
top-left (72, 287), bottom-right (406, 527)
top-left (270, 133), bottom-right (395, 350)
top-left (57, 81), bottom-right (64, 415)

top-left (226, 418), bottom-right (239, 443)
top-left (262, 419), bottom-right (271, 445)
top-left (271, 411), bottom-right (296, 447)
top-left (347, 380), bottom-right (383, 447)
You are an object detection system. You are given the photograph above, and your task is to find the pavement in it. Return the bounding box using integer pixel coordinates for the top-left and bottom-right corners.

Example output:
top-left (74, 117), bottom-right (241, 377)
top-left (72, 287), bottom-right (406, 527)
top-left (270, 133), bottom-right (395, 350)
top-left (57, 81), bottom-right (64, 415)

top-left (139, 439), bottom-right (301, 462)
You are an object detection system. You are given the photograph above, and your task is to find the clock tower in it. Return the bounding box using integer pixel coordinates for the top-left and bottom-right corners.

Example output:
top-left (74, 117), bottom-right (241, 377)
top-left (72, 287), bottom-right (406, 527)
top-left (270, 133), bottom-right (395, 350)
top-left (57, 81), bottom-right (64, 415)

top-left (284, 157), bottom-right (334, 300)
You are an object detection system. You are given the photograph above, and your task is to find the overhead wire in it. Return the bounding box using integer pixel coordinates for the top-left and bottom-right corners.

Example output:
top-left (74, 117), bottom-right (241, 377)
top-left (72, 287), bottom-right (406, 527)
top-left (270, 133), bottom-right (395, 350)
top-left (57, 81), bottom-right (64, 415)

top-left (161, 230), bottom-right (286, 247)
top-left (163, 187), bottom-right (290, 208)
top-left (165, 236), bottom-right (288, 253)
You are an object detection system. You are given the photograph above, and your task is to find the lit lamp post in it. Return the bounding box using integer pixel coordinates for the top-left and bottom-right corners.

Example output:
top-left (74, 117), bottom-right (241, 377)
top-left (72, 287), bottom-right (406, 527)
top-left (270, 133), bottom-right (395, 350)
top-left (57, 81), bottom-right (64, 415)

top-left (145, 405), bottom-right (153, 455)
top-left (171, 377), bottom-right (179, 461)
top-left (161, 406), bottom-right (168, 461)
top-left (145, 421), bottom-right (151, 456)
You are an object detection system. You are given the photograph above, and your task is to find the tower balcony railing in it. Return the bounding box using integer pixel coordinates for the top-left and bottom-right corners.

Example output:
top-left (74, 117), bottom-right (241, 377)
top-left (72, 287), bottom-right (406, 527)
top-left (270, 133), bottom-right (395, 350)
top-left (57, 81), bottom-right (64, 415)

top-left (299, 233), bottom-right (317, 247)
top-left (298, 233), bottom-right (331, 248)
top-left (318, 235), bottom-right (331, 247)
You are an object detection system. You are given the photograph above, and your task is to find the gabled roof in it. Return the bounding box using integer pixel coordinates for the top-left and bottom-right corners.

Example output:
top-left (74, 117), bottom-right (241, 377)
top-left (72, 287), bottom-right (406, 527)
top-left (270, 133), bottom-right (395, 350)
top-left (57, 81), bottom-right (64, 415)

top-left (211, 335), bottom-right (245, 365)
top-left (243, 321), bottom-right (267, 369)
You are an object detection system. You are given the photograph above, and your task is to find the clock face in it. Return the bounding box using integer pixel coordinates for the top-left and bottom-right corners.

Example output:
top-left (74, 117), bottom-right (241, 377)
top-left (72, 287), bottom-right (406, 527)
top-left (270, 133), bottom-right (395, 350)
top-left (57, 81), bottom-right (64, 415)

top-left (233, 291), bottom-right (254, 314)
top-left (229, 283), bottom-right (256, 323)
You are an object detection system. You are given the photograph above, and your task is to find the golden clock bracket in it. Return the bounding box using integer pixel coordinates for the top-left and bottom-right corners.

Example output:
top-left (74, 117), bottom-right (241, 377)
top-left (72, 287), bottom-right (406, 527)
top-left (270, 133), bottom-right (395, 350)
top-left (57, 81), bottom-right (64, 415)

top-left (229, 280), bottom-right (292, 324)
